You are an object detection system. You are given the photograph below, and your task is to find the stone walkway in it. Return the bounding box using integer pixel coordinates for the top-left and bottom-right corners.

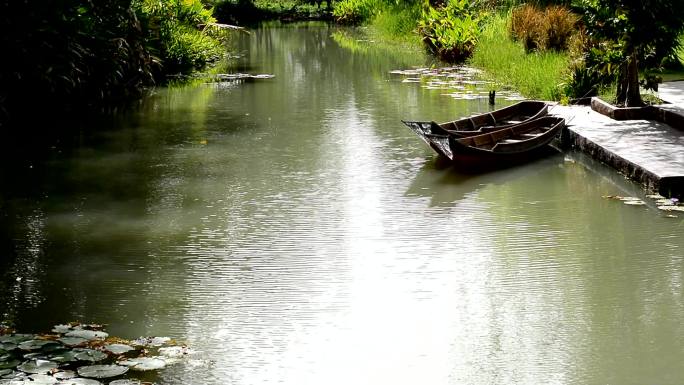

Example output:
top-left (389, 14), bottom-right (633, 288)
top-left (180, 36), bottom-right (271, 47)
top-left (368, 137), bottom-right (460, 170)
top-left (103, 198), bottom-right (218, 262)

top-left (658, 81), bottom-right (684, 107)
top-left (550, 85), bottom-right (684, 197)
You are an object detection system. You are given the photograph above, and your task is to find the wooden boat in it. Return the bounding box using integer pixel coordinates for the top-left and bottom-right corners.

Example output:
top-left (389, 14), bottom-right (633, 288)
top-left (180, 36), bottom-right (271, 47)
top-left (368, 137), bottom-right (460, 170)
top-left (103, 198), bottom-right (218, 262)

top-left (402, 101), bottom-right (549, 154)
top-left (423, 116), bottom-right (565, 166)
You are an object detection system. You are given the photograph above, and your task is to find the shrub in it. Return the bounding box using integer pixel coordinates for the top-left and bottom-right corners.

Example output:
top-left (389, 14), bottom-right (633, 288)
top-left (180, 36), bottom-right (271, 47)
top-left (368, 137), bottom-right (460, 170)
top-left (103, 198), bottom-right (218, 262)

top-left (135, 0), bottom-right (225, 74)
top-left (544, 5), bottom-right (578, 50)
top-left (417, 0), bottom-right (484, 62)
top-left (510, 4), bottom-right (577, 51)
top-left (332, 0), bottom-right (380, 24)
top-left (0, 0), bottom-right (156, 122)
top-left (510, 4), bottom-right (543, 50)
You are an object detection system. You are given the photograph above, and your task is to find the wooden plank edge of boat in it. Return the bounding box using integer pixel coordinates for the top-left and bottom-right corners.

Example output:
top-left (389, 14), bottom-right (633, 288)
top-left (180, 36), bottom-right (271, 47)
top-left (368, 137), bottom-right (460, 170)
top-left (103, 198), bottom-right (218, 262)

top-left (402, 100), bottom-right (549, 140)
top-left (450, 116), bottom-right (565, 157)
top-left (445, 101), bottom-right (549, 136)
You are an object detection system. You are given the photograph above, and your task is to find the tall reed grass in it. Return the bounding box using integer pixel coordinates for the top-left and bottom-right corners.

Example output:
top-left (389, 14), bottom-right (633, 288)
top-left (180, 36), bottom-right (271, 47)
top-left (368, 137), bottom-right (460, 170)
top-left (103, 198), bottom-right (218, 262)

top-left (469, 13), bottom-right (570, 100)
top-left (509, 4), bottom-right (578, 52)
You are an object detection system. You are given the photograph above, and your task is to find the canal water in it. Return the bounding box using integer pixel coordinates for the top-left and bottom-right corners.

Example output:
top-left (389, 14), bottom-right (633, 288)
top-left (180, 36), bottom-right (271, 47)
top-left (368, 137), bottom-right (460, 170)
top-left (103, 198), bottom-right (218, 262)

top-left (2, 22), bottom-right (684, 385)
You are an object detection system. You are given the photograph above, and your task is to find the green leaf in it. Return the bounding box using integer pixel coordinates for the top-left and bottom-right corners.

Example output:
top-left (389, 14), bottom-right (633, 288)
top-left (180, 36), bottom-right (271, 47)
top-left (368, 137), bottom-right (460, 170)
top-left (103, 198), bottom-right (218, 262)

top-left (77, 365), bottom-right (129, 379)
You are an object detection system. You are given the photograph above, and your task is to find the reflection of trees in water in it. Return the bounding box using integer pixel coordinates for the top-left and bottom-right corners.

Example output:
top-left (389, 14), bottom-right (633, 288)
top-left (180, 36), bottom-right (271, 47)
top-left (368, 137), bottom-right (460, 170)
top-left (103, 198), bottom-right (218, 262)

top-left (0, 208), bottom-right (47, 323)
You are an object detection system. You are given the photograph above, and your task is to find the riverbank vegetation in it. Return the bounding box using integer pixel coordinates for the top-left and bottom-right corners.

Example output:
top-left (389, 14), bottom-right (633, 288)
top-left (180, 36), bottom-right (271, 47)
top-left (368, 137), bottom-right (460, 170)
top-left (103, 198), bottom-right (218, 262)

top-left (4, 0), bottom-right (684, 126)
top-left (0, 0), bottom-right (233, 125)
top-left (470, 13), bottom-right (569, 101)
top-left (332, 0), bottom-right (684, 104)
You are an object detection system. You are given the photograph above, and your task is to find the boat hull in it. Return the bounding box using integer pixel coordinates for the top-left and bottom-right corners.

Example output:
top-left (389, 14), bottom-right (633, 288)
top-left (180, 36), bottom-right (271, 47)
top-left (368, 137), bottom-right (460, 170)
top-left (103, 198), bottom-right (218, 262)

top-left (402, 100), bottom-right (549, 159)
top-left (425, 116), bottom-right (565, 169)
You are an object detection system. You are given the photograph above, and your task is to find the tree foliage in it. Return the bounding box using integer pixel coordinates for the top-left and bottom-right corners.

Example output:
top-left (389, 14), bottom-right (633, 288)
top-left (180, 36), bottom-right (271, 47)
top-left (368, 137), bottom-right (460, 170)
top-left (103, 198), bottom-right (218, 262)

top-left (0, 0), bottom-right (155, 121)
top-left (0, 0), bottom-right (225, 125)
top-left (578, 0), bottom-right (684, 106)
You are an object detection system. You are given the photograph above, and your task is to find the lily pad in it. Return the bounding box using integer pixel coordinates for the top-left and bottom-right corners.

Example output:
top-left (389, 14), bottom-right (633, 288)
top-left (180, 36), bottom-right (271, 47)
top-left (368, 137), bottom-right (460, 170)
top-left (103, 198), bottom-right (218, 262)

top-left (0, 370), bottom-right (23, 379)
top-left (64, 331), bottom-right (107, 341)
top-left (51, 325), bottom-right (72, 334)
top-left (119, 357), bottom-right (166, 371)
top-left (131, 337), bottom-right (170, 347)
top-left (0, 358), bottom-right (20, 370)
top-left (52, 371), bottom-right (76, 380)
top-left (72, 349), bottom-right (107, 362)
top-left (0, 343), bottom-right (17, 352)
top-left (17, 359), bottom-right (58, 374)
top-left (28, 374), bottom-right (59, 384)
top-left (23, 353), bottom-right (48, 360)
top-left (0, 336), bottom-right (33, 345)
top-left (158, 346), bottom-right (195, 358)
top-left (102, 345), bottom-right (133, 355)
top-left (57, 379), bottom-right (103, 385)
top-left (0, 379), bottom-right (30, 385)
top-left (658, 205), bottom-right (684, 212)
top-left (49, 351), bottom-right (79, 363)
top-left (17, 340), bottom-right (51, 351)
top-left (109, 381), bottom-right (141, 385)
top-left (58, 338), bottom-right (87, 347)
top-left (77, 365), bottom-right (128, 379)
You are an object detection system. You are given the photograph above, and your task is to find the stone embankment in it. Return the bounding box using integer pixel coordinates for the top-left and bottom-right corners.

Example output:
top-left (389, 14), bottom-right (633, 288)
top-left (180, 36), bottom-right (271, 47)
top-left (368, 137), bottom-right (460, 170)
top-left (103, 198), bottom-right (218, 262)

top-left (552, 83), bottom-right (684, 198)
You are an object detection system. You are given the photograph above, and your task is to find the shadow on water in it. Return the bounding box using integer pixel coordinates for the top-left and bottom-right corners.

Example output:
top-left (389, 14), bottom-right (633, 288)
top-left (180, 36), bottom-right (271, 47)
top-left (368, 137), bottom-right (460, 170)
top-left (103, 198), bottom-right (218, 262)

top-left (405, 149), bottom-right (565, 206)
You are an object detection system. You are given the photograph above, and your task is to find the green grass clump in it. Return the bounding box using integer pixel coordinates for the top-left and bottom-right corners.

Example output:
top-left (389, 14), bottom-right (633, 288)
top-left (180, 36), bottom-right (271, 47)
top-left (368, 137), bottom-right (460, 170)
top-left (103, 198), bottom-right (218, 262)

top-left (333, 0), bottom-right (381, 24)
top-left (371, 4), bottom-right (421, 43)
top-left (469, 12), bottom-right (570, 100)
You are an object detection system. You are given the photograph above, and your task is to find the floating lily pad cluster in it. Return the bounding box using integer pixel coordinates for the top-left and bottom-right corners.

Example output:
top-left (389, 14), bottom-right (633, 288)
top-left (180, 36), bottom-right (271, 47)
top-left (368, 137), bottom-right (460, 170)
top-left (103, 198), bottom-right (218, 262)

top-left (647, 194), bottom-right (684, 214)
top-left (602, 194), bottom-right (684, 216)
top-left (0, 323), bottom-right (194, 385)
top-left (390, 67), bottom-right (525, 101)
top-left (167, 72), bottom-right (275, 83)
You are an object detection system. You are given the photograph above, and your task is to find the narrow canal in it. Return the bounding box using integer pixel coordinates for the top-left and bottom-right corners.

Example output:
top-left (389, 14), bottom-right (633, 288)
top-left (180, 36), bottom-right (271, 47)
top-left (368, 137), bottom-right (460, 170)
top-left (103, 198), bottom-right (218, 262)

top-left (2, 22), bottom-right (684, 384)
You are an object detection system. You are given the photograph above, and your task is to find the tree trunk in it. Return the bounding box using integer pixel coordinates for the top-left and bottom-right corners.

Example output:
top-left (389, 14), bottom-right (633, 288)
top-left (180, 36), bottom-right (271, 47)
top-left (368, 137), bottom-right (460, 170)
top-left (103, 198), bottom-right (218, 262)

top-left (617, 51), bottom-right (643, 107)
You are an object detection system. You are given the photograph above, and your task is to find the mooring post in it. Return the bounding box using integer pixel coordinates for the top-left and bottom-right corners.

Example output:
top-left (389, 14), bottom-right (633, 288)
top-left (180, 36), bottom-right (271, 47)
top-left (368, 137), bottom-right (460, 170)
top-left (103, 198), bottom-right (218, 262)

top-left (488, 90), bottom-right (496, 106)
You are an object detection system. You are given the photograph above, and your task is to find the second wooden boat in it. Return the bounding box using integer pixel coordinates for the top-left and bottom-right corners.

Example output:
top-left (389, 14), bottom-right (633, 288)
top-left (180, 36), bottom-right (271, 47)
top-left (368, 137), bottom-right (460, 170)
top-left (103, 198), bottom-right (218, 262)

top-left (424, 116), bottom-right (565, 166)
top-left (402, 100), bottom-right (549, 152)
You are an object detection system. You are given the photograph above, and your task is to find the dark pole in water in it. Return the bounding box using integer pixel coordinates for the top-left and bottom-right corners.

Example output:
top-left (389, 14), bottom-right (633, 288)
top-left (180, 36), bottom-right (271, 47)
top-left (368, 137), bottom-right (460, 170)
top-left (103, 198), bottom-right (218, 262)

top-left (488, 90), bottom-right (496, 106)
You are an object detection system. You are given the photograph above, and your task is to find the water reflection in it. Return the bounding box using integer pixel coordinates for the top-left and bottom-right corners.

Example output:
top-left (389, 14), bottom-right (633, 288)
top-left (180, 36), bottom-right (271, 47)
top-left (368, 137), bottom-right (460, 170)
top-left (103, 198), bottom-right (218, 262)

top-left (406, 153), bottom-right (565, 206)
top-left (1, 208), bottom-right (47, 321)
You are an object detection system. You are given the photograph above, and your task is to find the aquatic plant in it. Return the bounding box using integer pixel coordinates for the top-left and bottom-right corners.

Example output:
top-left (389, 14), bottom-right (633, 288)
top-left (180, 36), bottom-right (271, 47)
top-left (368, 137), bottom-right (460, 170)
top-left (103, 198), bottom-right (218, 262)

top-left (416, 0), bottom-right (485, 63)
top-left (0, 323), bottom-right (195, 385)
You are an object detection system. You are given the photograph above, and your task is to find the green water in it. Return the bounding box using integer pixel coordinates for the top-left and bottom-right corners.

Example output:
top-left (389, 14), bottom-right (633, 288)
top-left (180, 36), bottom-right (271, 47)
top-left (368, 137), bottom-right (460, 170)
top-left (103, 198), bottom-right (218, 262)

top-left (2, 22), bottom-right (684, 385)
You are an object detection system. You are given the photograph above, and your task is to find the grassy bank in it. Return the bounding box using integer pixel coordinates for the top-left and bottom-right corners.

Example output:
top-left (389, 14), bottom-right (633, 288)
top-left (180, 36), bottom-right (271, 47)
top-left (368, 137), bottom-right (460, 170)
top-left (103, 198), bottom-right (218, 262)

top-left (469, 13), bottom-right (570, 101)
top-left (359, 6), bottom-right (571, 101)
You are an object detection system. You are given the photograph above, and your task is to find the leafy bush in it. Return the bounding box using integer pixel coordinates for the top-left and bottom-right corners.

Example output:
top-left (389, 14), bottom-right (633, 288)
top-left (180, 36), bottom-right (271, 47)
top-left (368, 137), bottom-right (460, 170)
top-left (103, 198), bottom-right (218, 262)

top-left (0, 0), bottom-right (156, 122)
top-left (562, 38), bottom-right (623, 99)
top-left (510, 4), bottom-right (578, 51)
top-left (135, 0), bottom-right (225, 74)
top-left (417, 0), bottom-right (484, 62)
top-left (333, 0), bottom-right (380, 24)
